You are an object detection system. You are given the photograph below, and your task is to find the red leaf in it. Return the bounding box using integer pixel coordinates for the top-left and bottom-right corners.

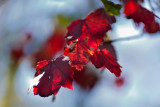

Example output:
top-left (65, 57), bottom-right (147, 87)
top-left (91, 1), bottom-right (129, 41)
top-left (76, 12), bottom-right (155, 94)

top-left (99, 42), bottom-right (117, 61)
top-left (66, 8), bottom-right (116, 49)
top-left (35, 60), bottom-right (50, 75)
top-left (73, 66), bottom-right (99, 90)
top-left (124, 1), bottom-right (159, 33)
top-left (31, 56), bottom-right (74, 97)
top-left (90, 49), bottom-right (122, 77)
top-left (66, 40), bottom-right (92, 70)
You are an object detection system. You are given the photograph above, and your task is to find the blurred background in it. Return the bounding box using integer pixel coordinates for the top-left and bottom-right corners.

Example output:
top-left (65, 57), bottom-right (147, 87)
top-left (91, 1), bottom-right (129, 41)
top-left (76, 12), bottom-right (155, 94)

top-left (0, 0), bottom-right (160, 107)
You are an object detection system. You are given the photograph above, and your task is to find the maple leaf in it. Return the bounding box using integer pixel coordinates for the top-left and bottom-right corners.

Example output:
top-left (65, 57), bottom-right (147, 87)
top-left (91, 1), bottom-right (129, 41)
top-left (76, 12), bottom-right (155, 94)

top-left (65, 40), bottom-right (93, 70)
top-left (101, 0), bottom-right (122, 16)
top-left (65, 8), bottom-right (116, 49)
top-left (90, 49), bottom-right (121, 77)
top-left (124, 1), bottom-right (159, 33)
top-left (28, 56), bottom-right (74, 97)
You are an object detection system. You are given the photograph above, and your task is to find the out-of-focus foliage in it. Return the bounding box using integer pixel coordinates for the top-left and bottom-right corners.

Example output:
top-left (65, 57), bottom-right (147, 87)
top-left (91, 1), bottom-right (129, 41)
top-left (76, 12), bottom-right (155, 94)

top-left (0, 0), bottom-right (160, 107)
top-left (124, 1), bottom-right (159, 33)
top-left (73, 65), bottom-right (100, 90)
top-left (101, 0), bottom-right (122, 16)
top-left (32, 29), bottom-right (65, 66)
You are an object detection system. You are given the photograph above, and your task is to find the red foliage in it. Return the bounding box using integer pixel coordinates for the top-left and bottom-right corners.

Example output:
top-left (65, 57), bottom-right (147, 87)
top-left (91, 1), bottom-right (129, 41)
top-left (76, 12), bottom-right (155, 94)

top-left (33, 56), bottom-right (74, 97)
top-left (124, 1), bottom-right (159, 33)
top-left (10, 33), bottom-right (32, 64)
top-left (115, 77), bottom-right (125, 87)
top-left (64, 8), bottom-right (121, 73)
top-left (90, 49), bottom-right (121, 77)
top-left (66, 8), bottom-right (116, 49)
top-left (31, 8), bottom-right (122, 97)
top-left (33, 30), bottom-right (65, 65)
top-left (99, 42), bottom-right (117, 61)
top-left (65, 40), bottom-right (93, 70)
top-left (73, 66), bottom-right (99, 90)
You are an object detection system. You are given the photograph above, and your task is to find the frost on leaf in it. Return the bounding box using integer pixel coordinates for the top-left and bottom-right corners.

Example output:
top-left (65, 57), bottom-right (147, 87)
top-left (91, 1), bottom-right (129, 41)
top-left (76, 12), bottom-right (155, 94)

top-left (90, 49), bottom-right (122, 77)
top-left (31, 56), bottom-right (74, 97)
top-left (124, 1), bottom-right (159, 33)
top-left (65, 8), bottom-right (116, 49)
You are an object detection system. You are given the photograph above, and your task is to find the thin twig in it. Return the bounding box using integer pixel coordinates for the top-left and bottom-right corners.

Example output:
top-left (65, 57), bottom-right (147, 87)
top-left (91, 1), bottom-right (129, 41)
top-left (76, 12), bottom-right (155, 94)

top-left (105, 33), bottom-right (143, 43)
top-left (154, 14), bottom-right (160, 20)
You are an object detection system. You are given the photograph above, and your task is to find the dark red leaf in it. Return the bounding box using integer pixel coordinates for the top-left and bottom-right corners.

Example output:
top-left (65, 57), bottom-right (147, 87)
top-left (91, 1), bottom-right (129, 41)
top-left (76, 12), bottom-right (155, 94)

top-left (31, 56), bottom-right (74, 97)
top-left (124, 1), bottom-right (159, 33)
top-left (66, 8), bottom-right (116, 49)
top-left (73, 66), bottom-right (99, 90)
top-left (90, 49), bottom-right (121, 77)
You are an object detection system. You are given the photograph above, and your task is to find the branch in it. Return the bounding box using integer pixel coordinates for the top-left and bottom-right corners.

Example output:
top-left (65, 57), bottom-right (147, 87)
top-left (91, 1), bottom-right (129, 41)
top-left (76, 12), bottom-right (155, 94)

top-left (148, 0), bottom-right (160, 20)
top-left (105, 33), bottom-right (143, 43)
top-left (154, 14), bottom-right (160, 20)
